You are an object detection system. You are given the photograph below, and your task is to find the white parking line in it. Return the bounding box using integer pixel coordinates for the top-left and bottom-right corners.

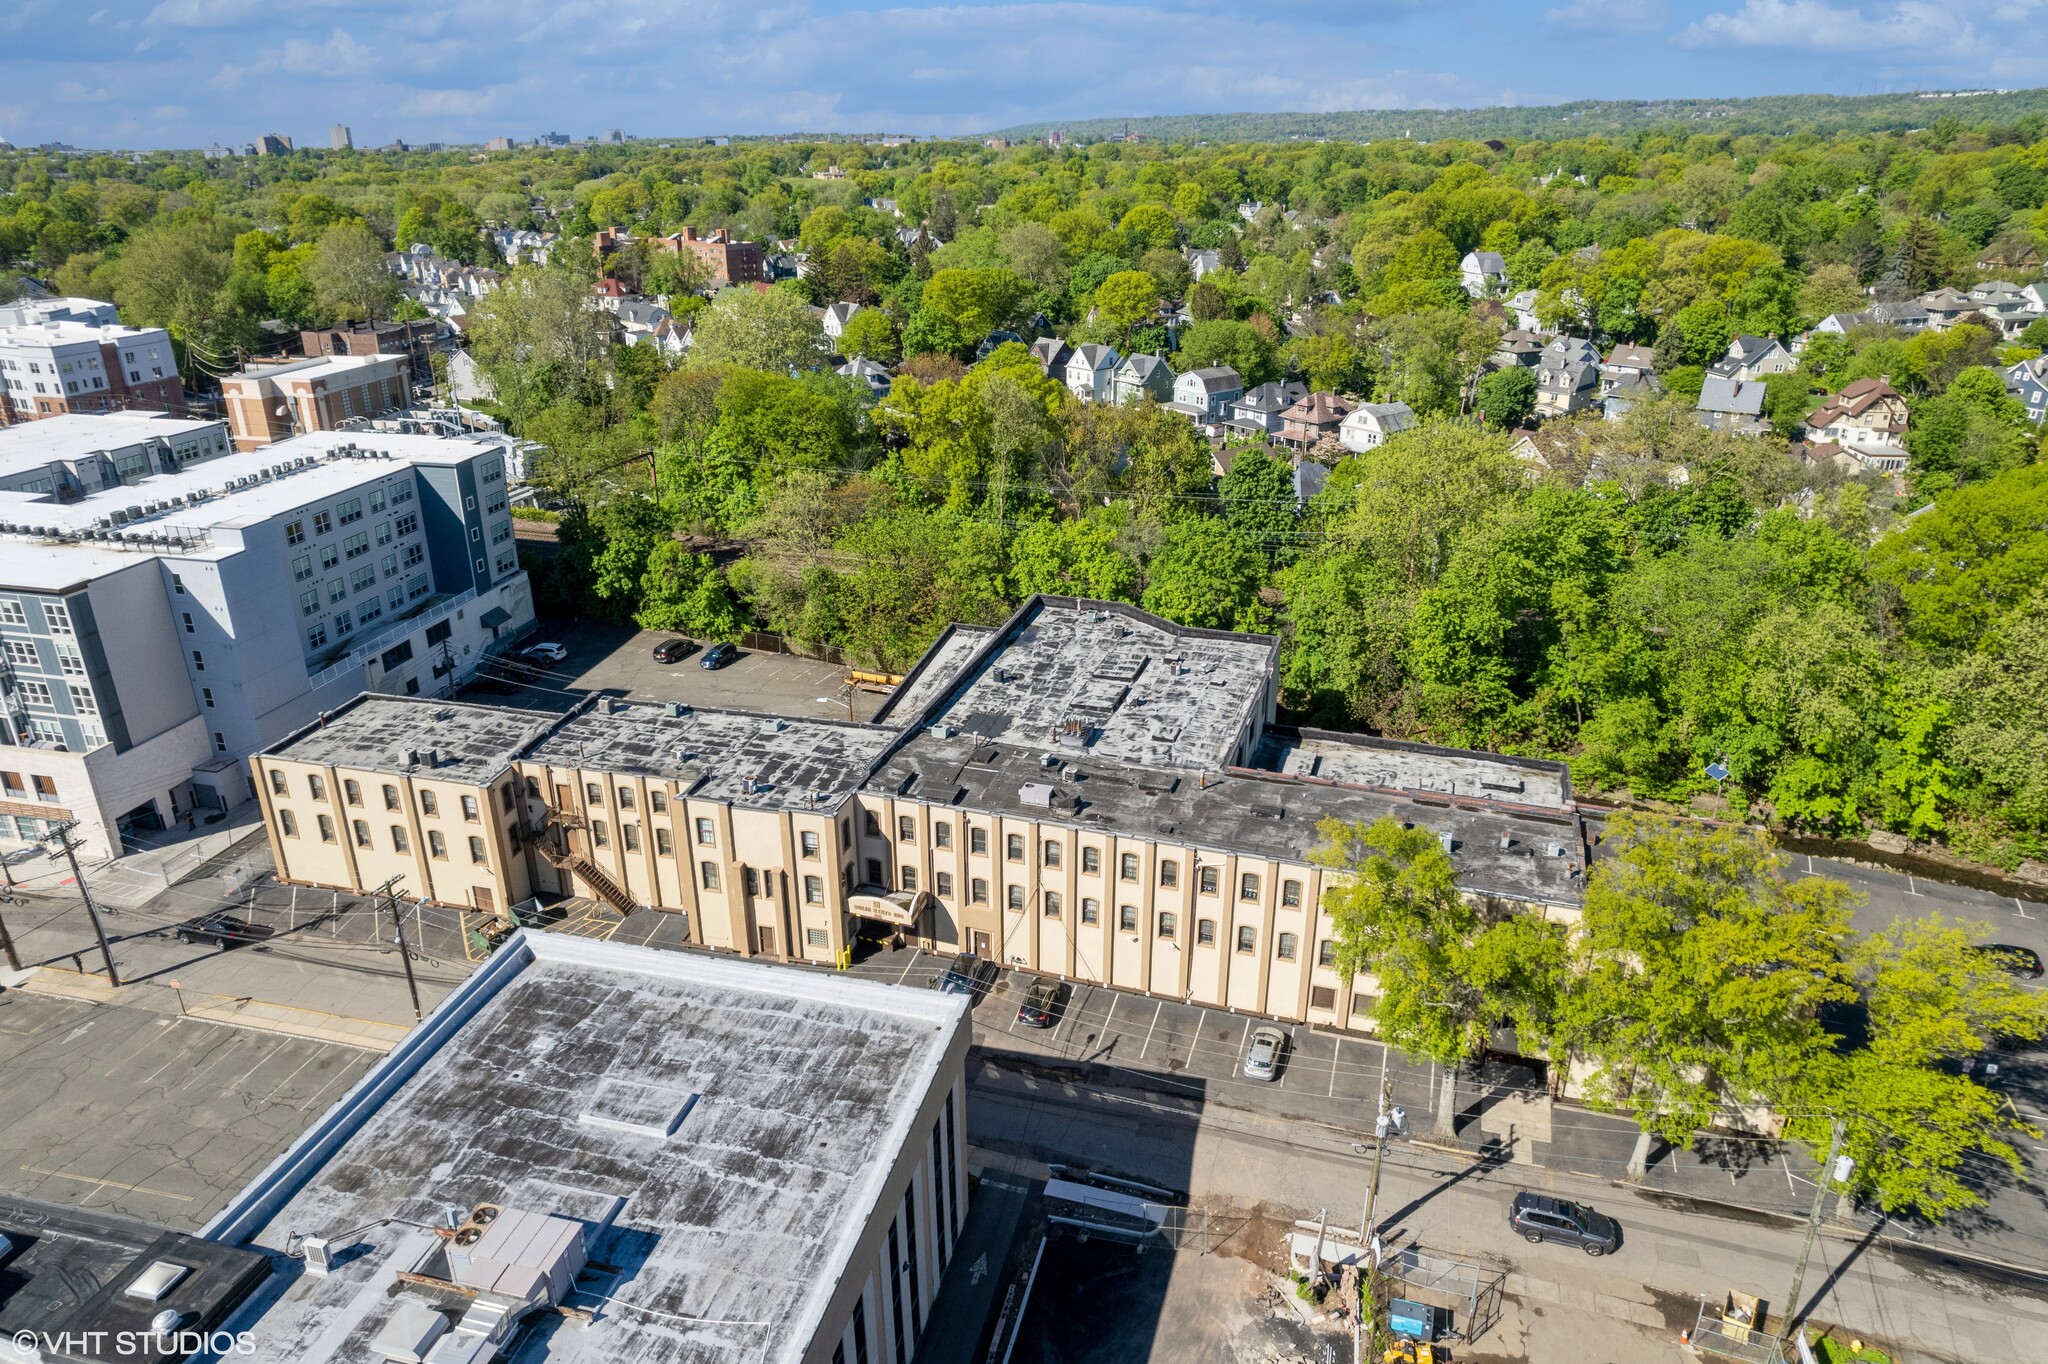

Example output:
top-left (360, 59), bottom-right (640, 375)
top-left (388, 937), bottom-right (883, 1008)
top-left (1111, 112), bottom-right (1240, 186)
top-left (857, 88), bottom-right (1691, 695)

top-left (1329, 1036), bottom-right (1342, 1098)
top-left (1139, 1000), bottom-right (1163, 1059)
top-left (896, 949), bottom-right (923, 985)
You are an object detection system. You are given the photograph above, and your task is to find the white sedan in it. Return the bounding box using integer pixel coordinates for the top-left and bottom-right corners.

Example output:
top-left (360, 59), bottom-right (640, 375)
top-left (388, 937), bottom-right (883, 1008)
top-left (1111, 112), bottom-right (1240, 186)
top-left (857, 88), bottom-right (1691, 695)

top-left (520, 642), bottom-right (568, 664)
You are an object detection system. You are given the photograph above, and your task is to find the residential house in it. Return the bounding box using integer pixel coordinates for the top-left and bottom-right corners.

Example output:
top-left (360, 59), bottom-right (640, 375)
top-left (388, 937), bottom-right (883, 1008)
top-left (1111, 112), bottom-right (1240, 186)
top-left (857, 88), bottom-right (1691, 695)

top-left (1111, 353), bottom-right (1174, 405)
top-left (591, 226), bottom-right (765, 289)
top-left (1965, 281), bottom-right (2043, 340)
top-left (1506, 290), bottom-right (1544, 333)
top-left (1601, 371), bottom-right (1660, 422)
top-left (1237, 201), bottom-right (1264, 222)
top-left (975, 330), bottom-right (1024, 362)
top-left (2024, 283), bottom-right (2047, 313)
top-left (896, 226), bottom-right (941, 251)
top-left (838, 357), bottom-right (893, 401)
top-left (1533, 337), bottom-right (1600, 418)
top-left (1028, 337), bottom-right (1072, 378)
top-left (1814, 301), bottom-right (1931, 336)
top-left (820, 302), bottom-right (862, 342)
top-left (2005, 355), bottom-right (2048, 424)
top-left (1804, 378), bottom-right (1910, 463)
top-left (1493, 329), bottom-right (1548, 370)
top-left (765, 252), bottom-right (809, 282)
top-left (1228, 380), bottom-right (1308, 435)
top-left (1338, 401), bottom-right (1415, 452)
top-left (1918, 287), bottom-right (1976, 330)
top-left (1294, 458), bottom-right (1330, 506)
top-left (1694, 372), bottom-right (1771, 436)
top-left (218, 354), bottom-right (411, 450)
top-left (1188, 249), bottom-right (1225, 280)
top-left (1278, 391), bottom-right (1352, 449)
top-left (1459, 251), bottom-right (1509, 298)
top-left (1716, 335), bottom-right (1795, 381)
top-left (1600, 344), bottom-right (1656, 384)
top-left (1169, 367), bottom-right (1244, 425)
top-left (1064, 344), bottom-right (1120, 404)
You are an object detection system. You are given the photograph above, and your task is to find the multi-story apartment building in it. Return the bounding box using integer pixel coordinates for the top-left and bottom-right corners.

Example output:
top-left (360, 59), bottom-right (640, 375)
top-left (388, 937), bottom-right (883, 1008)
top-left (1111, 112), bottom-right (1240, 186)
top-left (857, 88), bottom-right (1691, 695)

top-left (0, 297), bottom-right (183, 424)
top-left (0, 423), bottom-right (533, 858)
top-left (0, 411), bottom-right (232, 498)
top-left (219, 354), bottom-right (411, 450)
top-left (591, 226), bottom-right (766, 288)
top-left (256, 598), bottom-right (1584, 1031)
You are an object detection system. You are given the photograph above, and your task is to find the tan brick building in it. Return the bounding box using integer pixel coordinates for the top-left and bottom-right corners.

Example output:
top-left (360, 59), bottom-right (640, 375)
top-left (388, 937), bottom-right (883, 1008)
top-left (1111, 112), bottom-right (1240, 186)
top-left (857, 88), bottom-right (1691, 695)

top-left (594, 226), bottom-right (766, 288)
top-left (254, 598), bottom-right (1588, 1031)
top-left (219, 355), bottom-right (410, 450)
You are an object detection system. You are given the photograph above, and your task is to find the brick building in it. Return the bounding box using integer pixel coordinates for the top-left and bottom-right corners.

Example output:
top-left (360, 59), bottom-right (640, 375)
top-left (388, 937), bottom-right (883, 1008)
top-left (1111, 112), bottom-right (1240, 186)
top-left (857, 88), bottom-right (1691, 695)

top-left (219, 354), bottom-right (410, 450)
top-left (298, 319), bottom-right (438, 386)
top-left (0, 297), bottom-right (184, 425)
top-left (594, 225), bottom-right (766, 288)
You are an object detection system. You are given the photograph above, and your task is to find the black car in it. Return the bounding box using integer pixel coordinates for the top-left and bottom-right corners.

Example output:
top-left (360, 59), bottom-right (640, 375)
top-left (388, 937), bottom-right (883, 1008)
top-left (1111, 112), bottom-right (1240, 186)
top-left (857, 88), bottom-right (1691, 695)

top-left (174, 912), bottom-right (274, 950)
top-left (1975, 944), bottom-right (2045, 979)
top-left (1017, 977), bottom-right (1063, 1028)
top-left (699, 642), bottom-right (739, 670)
top-left (652, 636), bottom-right (698, 664)
top-left (1508, 1192), bottom-right (1620, 1256)
top-left (934, 952), bottom-right (995, 998)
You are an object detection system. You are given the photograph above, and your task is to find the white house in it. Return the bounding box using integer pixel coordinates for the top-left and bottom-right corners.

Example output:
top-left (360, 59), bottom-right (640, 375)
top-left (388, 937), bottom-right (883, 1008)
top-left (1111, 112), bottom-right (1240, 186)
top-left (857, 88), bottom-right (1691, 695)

top-left (1459, 251), bottom-right (1508, 298)
top-left (1063, 344), bottom-right (1120, 404)
top-left (821, 302), bottom-right (862, 341)
top-left (1506, 289), bottom-right (1544, 333)
top-left (837, 356), bottom-right (892, 401)
top-left (1339, 402), bottom-right (1416, 452)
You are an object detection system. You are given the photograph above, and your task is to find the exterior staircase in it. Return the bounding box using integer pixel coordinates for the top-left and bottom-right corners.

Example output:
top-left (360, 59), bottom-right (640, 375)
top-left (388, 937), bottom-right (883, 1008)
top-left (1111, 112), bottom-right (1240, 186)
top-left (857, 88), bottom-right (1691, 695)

top-left (534, 807), bottom-right (640, 917)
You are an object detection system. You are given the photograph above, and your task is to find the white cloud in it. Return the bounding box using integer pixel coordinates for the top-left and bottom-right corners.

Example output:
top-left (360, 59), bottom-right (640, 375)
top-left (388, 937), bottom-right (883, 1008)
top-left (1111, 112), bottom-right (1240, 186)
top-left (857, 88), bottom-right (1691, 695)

top-left (272, 28), bottom-right (373, 76)
top-left (1544, 0), bottom-right (1668, 32)
top-left (1678, 0), bottom-right (1982, 54)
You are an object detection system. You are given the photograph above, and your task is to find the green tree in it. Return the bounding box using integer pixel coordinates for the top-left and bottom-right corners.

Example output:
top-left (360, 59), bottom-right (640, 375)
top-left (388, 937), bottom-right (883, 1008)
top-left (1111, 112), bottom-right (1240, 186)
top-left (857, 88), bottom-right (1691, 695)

top-left (837, 307), bottom-right (900, 362)
top-left (688, 286), bottom-right (827, 374)
top-left (1119, 203), bottom-right (1179, 252)
top-left (1314, 816), bottom-right (1567, 1135)
top-left (466, 262), bottom-right (618, 426)
top-left (1217, 447), bottom-right (1297, 554)
top-left (307, 220), bottom-right (397, 323)
top-left (1140, 516), bottom-right (1269, 631)
top-left (1093, 270), bottom-right (1160, 334)
top-left (1171, 319), bottom-right (1277, 384)
top-left (920, 266), bottom-right (1027, 340)
top-left (1474, 365), bottom-right (1536, 430)
top-left (1871, 465), bottom-right (2048, 653)
top-left (1554, 815), bottom-right (1858, 1176)
top-left (634, 540), bottom-right (750, 639)
top-left (1008, 507), bottom-right (1139, 601)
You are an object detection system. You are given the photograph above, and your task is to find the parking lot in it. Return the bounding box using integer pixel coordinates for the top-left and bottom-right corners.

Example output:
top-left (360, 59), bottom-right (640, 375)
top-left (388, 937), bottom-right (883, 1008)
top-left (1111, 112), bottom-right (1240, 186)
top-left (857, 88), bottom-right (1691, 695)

top-left (482, 617), bottom-right (886, 722)
top-left (0, 990), bottom-right (376, 1229)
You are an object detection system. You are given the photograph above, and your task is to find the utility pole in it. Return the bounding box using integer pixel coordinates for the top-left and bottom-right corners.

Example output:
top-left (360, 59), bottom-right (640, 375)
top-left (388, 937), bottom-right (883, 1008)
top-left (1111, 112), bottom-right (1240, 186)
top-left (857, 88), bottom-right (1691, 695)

top-left (0, 893), bottom-right (20, 971)
top-left (1357, 1078), bottom-right (1402, 1346)
top-left (47, 823), bottom-right (117, 987)
top-left (377, 876), bottom-right (422, 1020)
top-left (1781, 1116), bottom-right (1847, 1356)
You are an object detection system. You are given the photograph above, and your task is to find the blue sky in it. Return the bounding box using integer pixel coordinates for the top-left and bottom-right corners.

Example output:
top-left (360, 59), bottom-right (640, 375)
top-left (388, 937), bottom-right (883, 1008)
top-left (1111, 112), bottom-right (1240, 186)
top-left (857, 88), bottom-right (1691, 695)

top-left (3, 0), bottom-right (2045, 150)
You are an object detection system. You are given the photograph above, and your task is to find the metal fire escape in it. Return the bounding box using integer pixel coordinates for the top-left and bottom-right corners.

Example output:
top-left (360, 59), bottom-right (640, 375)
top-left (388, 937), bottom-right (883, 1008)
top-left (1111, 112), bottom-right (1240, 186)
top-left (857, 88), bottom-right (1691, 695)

top-left (525, 804), bottom-right (639, 917)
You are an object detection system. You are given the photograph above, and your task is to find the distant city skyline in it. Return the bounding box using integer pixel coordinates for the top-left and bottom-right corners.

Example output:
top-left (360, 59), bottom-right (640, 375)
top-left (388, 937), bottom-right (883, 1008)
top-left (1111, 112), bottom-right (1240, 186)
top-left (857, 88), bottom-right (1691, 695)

top-left (3, 0), bottom-right (2046, 151)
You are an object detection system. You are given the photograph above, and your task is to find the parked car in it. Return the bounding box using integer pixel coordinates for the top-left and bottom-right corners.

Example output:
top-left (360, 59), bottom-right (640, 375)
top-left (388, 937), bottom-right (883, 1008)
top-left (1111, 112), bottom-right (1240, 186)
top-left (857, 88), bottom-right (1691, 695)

top-left (652, 636), bottom-right (698, 664)
top-left (1017, 977), bottom-right (1063, 1028)
top-left (934, 952), bottom-right (994, 998)
top-left (1242, 1025), bottom-right (1287, 1081)
top-left (1508, 1192), bottom-right (1620, 1256)
top-left (174, 912), bottom-right (274, 950)
top-left (1975, 943), bottom-right (2045, 980)
top-left (699, 641), bottom-right (739, 670)
top-left (520, 642), bottom-right (567, 664)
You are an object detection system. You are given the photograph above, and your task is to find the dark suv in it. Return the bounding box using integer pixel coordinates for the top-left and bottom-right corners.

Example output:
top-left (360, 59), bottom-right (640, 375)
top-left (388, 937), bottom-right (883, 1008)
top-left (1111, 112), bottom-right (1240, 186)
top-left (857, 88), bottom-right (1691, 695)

top-left (1508, 1192), bottom-right (1619, 1256)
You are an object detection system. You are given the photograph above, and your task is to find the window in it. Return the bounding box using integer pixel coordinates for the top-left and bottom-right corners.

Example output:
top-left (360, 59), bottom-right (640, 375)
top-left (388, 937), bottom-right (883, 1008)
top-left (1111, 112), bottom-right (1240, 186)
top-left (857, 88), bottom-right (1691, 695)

top-left (1199, 866), bottom-right (1219, 895)
top-left (1310, 985), bottom-right (1338, 1010)
top-left (1197, 917), bottom-right (1216, 945)
top-left (898, 814), bottom-right (916, 842)
top-left (345, 532), bottom-right (370, 560)
top-left (900, 867), bottom-right (917, 892)
top-left (344, 779), bottom-right (362, 806)
top-left (1042, 890), bottom-right (1061, 918)
top-left (591, 820), bottom-right (610, 848)
top-left (617, 786), bottom-right (635, 810)
top-left (42, 602), bottom-right (71, 634)
top-left (1277, 932), bottom-right (1298, 961)
top-left (337, 497), bottom-right (362, 525)
top-left (313, 510), bottom-right (332, 535)
top-left (805, 874), bottom-right (824, 904)
top-left (865, 858), bottom-right (883, 884)
top-left (1159, 858), bottom-right (1178, 888)
top-left (269, 770), bottom-right (288, 796)
top-left (286, 519), bottom-right (305, 545)
top-left (1119, 904), bottom-right (1138, 932)
top-left (15, 680), bottom-right (49, 706)
top-left (1006, 833), bottom-right (1024, 861)
top-left (695, 817), bottom-right (715, 846)
top-left (1081, 897), bottom-right (1099, 925)
top-left (863, 811), bottom-right (881, 837)
top-left (317, 814), bottom-right (336, 843)
top-left (1157, 911), bottom-right (1177, 938)
top-left (1119, 852), bottom-right (1139, 882)
top-left (429, 830), bottom-right (447, 859)
top-left (279, 809), bottom-right (298, 837)
top-left (383, 784), bottom-right (399, 810)
top-left (700, 861), bottom-right (720, 890)
top-left (391, 826), bottom-right (409, 853)
top-left (1236, 925), bottom-right (1256, 953)
top-left (1282, 878), bottom-right (1302, 908)
top-left (4, 641), bottom-right (35, 666)
top-left (307, 774), bottom-right (326, 800)
top-left (1042, 840), bottom-right (1061, 868)
top-left (655, 828), bottom-right (673, 855)
top-left (389, 482), bottom-right (413, 506)
top-left (933, 821), bottom-right (951, 849)
top-left (970, 877), bottom-right (988, 904)
top-left (350, 565), bottom-right (376, 592)
top-left (419, 790), bottom-right (438, 816)
top-left (333, 610), bottom-right (352, 637)
top-left (1240, 872), bottom-right (1261, 902)
top-left (649, 791), bottom-right (666, 814)
top-left (460, 795), bottom-right (479, 822)
top-left (404, 544), bottom-right (425, 569)
top-left (395, 511), bottom-right (419, 536)
top-left (935, 871), bottom-right (953, 898)
top-left (353, 819), bottom-right (372, 849)
top-left (1081, 846), bottom-right (1100, 874)
top-left (800, 830), bottom-right (820, 858)
top-left (1319, 939), bottom-right (1338, 968)
top-left (327, 577), bottom-right (346, 604)
top-left (370, 487), bottom-right (386, 512)
top-left (969, 826), bottom-right (988, 855)
top-left (319, 543), bottom-right (340, 571)
top-left (306, 623), bottom-right (327, 649)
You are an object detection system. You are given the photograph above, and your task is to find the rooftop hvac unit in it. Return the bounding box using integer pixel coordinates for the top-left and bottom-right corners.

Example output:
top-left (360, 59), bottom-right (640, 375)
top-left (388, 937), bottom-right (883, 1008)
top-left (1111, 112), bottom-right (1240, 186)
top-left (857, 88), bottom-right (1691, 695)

top-left (759, 718), bottom-right (786, 734)
top-left (1547, 841), bottom-right (1567, 858)
top-left (1020, 782), bottom-right (1057, 809)
top-left (665, 702), bottom-right (687, 717)
top-left (1438, 833), bottom-right (1457, 853)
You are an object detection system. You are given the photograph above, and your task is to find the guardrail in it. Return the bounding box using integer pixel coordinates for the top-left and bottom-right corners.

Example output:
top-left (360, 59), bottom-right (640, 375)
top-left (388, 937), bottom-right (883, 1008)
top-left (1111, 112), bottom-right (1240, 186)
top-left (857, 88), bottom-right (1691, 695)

top-left (306, 587), bottom-right (479, 690)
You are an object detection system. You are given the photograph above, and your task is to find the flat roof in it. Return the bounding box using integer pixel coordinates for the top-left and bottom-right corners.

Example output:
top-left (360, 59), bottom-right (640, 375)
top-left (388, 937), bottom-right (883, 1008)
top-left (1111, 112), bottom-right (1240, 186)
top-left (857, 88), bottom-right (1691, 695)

top-left (268, 696), bottom-right (561, 787)
top-left (911, 598), bottom-right (1277, 773)
top-left (224, 932), bottom-right (967, 1364)
top-left (527, 701), bottom-right (899, 813)
top-left (0, 412), bottom-right (225, 470)
top-left (871, 622), bottom-right (993, 723)
top-left (0, 1196), bottom-right (270, 1364)
top-left (1257, 728), bottom-right (1571, 811)
top-left (225, 354), bottom-right (403, 386)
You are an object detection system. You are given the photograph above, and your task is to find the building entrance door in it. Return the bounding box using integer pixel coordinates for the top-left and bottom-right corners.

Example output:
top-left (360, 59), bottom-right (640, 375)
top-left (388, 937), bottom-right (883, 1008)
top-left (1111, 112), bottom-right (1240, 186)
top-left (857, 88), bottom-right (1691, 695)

top-left (756, 926), bottom-right (777, 956)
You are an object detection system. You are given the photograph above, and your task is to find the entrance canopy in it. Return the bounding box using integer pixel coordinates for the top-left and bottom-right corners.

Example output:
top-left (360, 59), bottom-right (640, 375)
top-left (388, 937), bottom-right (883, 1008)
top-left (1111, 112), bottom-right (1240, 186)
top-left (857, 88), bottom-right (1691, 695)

top-left (848, 887), bottom-right (934, 927)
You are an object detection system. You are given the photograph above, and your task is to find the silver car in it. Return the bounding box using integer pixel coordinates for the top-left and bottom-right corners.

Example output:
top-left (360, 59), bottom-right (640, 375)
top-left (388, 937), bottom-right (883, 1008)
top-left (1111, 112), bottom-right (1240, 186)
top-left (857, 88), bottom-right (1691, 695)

top-left (1242, 1026), bottom-right (1287, 1081)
